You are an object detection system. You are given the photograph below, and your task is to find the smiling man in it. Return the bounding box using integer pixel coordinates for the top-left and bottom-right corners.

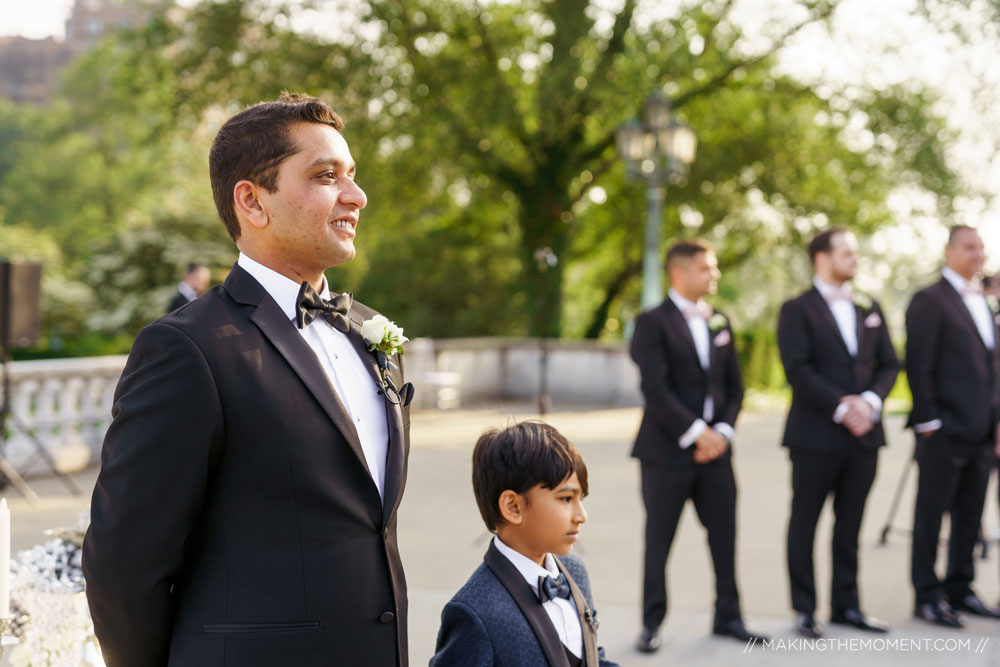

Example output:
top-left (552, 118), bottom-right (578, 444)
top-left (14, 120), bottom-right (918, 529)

top-left (83, 93), bottom-right (412, 667)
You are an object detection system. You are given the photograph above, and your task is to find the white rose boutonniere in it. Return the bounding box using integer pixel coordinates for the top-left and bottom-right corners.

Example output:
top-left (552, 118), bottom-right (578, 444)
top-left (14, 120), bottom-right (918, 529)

top-left (361, 315), bottom-right (413, 406)
top-left (852, 293), bottom-right (873, 311)
top-left (708, 313), bottom-right (728, 333)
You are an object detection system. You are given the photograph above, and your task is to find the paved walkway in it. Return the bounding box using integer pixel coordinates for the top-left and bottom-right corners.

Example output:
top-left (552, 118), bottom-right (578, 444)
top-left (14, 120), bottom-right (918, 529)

top-left (8, 404), bottom-right (1000, 665)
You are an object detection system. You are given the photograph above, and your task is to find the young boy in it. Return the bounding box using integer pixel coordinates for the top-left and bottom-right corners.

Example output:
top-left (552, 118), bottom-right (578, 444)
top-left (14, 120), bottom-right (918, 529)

top-left (430, 422), bottom-right (619, 667)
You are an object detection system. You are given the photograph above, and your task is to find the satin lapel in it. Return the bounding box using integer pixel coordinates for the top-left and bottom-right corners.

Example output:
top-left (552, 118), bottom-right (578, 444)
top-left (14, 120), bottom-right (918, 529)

top-left (484, 544), bottom-right (571, 667)
top-left (806, 288), bottom-right (853, 359)
top-left (662, 299), bottom-right (705, 375)
top-left (222, 266), bottom-right (373, 484)
top-left (939, 279), bottom-right (990, 353)
top-left (346, 310), bottom-right (406, 523)
top-left (555, 559), bottom-right (598, 667)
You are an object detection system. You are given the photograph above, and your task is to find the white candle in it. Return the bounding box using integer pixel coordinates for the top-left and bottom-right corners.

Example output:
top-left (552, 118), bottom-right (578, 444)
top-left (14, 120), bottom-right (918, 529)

top-left (0, 498), bottom-right (9, 617)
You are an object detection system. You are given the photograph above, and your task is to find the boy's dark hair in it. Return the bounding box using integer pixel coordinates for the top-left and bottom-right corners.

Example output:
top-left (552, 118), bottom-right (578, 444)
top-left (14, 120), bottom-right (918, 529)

top-left (665, 239), bottom-right (712, 270)
top-left (808, 227), bottom-right (848, 264)
top-left (209, 92), bottom-right (344, 241)
top-left (472, 421), bottom-right (589, 532)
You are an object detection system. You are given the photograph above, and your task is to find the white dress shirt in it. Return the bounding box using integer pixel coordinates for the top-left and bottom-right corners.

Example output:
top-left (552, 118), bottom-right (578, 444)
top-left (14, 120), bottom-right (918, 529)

top-left (493, 536), bottom-right (583, 658)
top-left (237, 252), bottom-right (390, 500)
top-left (668, 290), bottom-right (735, 447)
top-left (177, 281), bottom-right (198, 302)
top-left (813, 277), bottom-right (884, 425)
top-left (915, 268), bottom-right (996, 434)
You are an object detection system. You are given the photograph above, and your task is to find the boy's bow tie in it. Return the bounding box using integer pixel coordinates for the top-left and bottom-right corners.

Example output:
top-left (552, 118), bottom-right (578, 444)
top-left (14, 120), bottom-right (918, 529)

top-left (295, 281), bottom-right (352, 333)
top-left (537, 573), bottom-right (571, 603)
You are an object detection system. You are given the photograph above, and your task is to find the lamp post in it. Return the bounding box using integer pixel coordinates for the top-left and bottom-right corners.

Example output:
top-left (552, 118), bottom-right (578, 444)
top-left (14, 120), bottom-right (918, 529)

top-left (616, 90), bottom-right (697, 311)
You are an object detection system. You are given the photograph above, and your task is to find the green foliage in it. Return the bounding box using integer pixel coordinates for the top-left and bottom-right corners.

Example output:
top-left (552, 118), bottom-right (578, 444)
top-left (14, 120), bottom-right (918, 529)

top-left (0, 0), bottom-right (964, 350)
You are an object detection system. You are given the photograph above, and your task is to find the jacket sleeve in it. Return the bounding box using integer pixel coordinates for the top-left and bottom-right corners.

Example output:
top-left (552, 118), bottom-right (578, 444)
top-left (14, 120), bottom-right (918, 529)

top-left (82, 323), bottom-right (224, 667)
top-left (630, 312), bottom-right (701, 441)
top-left (777, 299), bottom-right (845, 416)
top-left (865, 302), bottom-right (899, 400)
top-left (714, 321), bottom-right (744, 429)
top-left (905, 290), bottom-right (943, 427)
top-left (429, 601), bottom-right (494, 667)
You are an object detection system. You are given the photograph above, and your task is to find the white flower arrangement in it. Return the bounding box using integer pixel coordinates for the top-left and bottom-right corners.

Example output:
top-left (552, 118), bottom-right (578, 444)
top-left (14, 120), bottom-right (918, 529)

top-left (360, 315), bottom-right (408, 358)
top-left (708, 313), bottom-right (728, 333)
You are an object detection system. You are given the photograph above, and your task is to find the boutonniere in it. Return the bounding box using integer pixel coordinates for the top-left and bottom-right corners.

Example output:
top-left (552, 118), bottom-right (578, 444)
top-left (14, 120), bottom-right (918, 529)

top-left (708, 313), bottom-right (728, 333)
top-left (852, 293), bottom-right (873, 310)
top-left (988, 294), bottom-right (999, 313)
top-left (361, 315), bottom-right (414, 406)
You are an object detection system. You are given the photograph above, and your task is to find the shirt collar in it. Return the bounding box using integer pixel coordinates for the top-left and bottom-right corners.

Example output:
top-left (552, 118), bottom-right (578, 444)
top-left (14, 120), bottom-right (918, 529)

top-left (177, 281), bottom-right (198, 302)
top-left (237, 252), bottom-right (330, 322)
top-left (668, 288), bottom-right (703, 313)
top-left (812, 276), bottom-right (849, 299)
top-left (942, 266), bottom-right (980, 294)
top-left (492, 535), bottom-right (559, 592)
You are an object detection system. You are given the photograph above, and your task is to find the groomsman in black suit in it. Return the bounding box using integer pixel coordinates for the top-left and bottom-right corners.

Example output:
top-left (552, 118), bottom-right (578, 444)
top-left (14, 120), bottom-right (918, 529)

top-left (166, 263), bottom-right (211, 313)
top-left (631, 240), bottom-right (767, 653)
top-left (777, 228), bottom-right (898, 638)
top-left (907, 225), bottom-right (1000, 627)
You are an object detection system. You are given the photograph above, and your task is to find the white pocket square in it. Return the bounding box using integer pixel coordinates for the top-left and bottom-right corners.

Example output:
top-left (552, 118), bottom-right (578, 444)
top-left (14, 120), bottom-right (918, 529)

top-left (713, 330), bottom-right (731, 347)
top-left (864, 312), bottom-right (881, 328)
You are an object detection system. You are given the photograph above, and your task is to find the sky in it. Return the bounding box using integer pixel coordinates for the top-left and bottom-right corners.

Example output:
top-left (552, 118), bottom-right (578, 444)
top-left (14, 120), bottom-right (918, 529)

top-left (1, 0), bottom-right (998, 256)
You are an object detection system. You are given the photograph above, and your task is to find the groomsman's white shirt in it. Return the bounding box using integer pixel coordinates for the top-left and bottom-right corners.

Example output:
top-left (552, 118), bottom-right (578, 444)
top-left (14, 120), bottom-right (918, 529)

top-left (813, 277), bottom-right (883, 425)
top-left (177, 281), bottom-right (198, 302)
top-left (914, 267), bottom-right (995, 434)
top-left (238, 252), bottom-right (389, 499)
top-left (667, 289), bottom-right (735, 448)
top-left (493, 536), bottom-right (583, 658)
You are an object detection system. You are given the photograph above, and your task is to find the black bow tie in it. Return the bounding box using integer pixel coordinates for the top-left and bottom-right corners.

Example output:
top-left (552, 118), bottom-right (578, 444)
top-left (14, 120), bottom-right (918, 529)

top-left (295, 281), bottom-right (352, 334)
top-left (537, 573), bottom-right (571, 603)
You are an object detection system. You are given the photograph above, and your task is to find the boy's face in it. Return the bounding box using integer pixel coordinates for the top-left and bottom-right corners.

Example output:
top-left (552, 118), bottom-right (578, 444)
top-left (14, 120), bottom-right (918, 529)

top-left (516, 472), bottom-right (588, 558)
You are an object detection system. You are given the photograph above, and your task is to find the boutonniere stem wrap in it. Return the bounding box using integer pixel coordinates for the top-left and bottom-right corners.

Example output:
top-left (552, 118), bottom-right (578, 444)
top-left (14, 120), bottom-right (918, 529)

top-left (361, 315), bottom-right (412, 405)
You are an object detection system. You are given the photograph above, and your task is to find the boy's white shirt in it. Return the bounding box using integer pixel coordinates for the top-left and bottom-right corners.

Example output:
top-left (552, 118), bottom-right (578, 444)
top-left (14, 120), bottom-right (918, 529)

top-left (493, 535), bottom-right (583, 658)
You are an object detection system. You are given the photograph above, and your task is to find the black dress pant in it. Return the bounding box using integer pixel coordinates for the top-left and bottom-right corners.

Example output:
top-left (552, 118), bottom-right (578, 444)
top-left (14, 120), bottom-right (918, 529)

top-left (911, 431), bottom-right (993, 605)
top-left (640, 455), bottom-right (740, 631)
top-left (787, 445), bottom-right (878, 614)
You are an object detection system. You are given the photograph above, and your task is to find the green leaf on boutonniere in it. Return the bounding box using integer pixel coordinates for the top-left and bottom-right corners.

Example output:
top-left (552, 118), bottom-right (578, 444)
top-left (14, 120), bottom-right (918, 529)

top-left (708, 312), bottom-right (728, 333)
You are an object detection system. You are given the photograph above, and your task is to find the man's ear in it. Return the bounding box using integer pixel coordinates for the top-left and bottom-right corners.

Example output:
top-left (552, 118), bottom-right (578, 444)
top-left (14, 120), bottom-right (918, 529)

top-left (497, 490), bottom-right (524, 526)
top-left (233, 180), bottom-right (269, 231)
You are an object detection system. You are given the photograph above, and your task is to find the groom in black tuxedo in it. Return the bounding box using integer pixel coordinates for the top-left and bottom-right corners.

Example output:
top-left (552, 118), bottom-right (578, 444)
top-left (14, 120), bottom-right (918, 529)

top-left (630, 240), bottom-right (766, 653)
top-left (907, 225), bottom-right (1000, 627)
top-left (83, 94), bottom-right (412, 666)
top-left (777, 228), bottom-right (898, 638)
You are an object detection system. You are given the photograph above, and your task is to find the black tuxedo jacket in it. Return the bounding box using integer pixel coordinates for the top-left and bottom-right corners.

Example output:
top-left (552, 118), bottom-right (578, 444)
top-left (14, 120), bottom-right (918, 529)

top-left (777, 287), bottom-right (898, 451)
top-left (905, 278), bottom-right (1000, 443)
top-left (630, 299), bottom-right (744, 467)
top-left (166, 289), bottom-right (190, 314)
top-left (83, 264), bottom-right (411, 667)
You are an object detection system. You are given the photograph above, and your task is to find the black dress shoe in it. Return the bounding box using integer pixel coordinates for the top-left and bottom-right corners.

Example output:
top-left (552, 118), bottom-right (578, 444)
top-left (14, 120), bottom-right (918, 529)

top-left (712, 619), bottom-right (770, 643)
top-left (830, 608), bottom-right (889, 633)
top-left (636, 627), bottom-right (661, 654)
top-left (949, 594), bottom-right (1000, 618)
top-left (795, 612), bottom-right (822, 638)
top-left (914, 601), bottom-right (964, 628)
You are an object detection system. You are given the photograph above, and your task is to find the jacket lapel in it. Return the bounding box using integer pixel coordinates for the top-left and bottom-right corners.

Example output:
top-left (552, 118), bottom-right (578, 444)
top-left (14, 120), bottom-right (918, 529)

top-left (806, 287), bottom-right (853, 359)
top-left (223, 265), bottom-right (375, 487)
top-left (662, 299), bottom-right (706, 374)
top-left (939, 279), bottom-right (990, 353)
top-left (555, 558), bottom-right (598, 667)
top-left (484, 543), bottom-right (571, 667)
top-left (345, 311), bottom-right (407, 523)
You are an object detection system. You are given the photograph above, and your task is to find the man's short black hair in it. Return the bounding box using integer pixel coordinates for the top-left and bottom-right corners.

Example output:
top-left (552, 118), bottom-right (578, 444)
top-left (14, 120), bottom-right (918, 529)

top-left (185, 263), bottom-right (206, 275)
top-left (948, 224), bottom-right (977, 245)
top-left (808, 227), bottom-right (849, 264)
top-left (472, 421), bottom-right (589, 532)
top-left (665, 239), bottom-right (713, 270)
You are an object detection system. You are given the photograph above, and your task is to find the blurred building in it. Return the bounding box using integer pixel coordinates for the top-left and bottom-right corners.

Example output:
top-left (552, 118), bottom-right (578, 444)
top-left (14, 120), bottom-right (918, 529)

top-left (0, 0), bottom-right (159, 104)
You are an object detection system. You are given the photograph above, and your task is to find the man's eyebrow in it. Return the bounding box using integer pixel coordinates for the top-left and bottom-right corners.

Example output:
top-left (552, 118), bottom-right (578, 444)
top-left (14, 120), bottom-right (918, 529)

top-left (307, 157), bottom-right (355, 173)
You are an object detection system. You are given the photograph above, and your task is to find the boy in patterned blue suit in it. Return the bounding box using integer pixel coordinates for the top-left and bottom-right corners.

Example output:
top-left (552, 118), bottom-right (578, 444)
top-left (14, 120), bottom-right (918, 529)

top-left (430, 422), bottom-right (619, 667)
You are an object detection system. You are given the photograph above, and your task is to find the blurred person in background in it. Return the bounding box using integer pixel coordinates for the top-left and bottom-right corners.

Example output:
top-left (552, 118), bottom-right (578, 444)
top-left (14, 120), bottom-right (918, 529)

top-left (166, 262), bottom-right (211, 313)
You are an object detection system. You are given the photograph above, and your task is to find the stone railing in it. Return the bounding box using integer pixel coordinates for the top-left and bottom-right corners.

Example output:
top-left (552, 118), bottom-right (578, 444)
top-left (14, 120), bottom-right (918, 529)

top-left (2, 356), bottom-right (127, 475)
top-left (0, 338), bottom-right (641, 473)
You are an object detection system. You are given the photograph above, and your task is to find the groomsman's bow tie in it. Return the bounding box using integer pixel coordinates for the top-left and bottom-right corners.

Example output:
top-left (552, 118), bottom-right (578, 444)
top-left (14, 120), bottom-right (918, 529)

top-left (538, 573), bottom-right (571, 603)
top-left (823, 285), bottom-right (853, 304)
top-left (682, 301), bottom-right (713, 321)
top-left (295, 281), bottom-right (352, 334)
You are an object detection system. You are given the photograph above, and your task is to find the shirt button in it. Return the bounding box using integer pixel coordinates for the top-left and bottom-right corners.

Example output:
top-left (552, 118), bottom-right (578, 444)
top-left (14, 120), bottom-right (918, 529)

top-left (379, 612), bottom-right (395, 624)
